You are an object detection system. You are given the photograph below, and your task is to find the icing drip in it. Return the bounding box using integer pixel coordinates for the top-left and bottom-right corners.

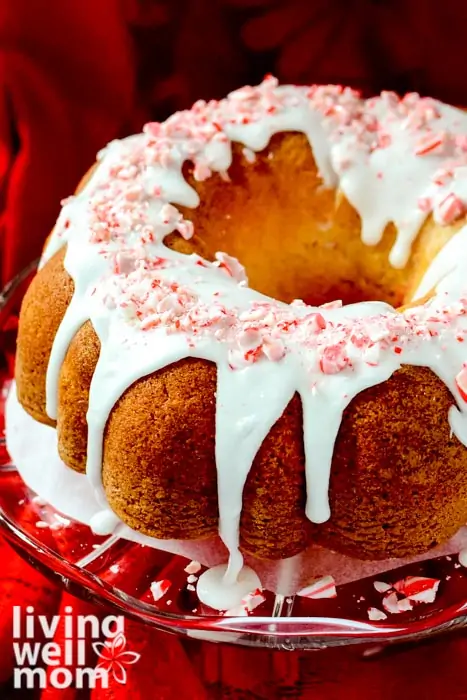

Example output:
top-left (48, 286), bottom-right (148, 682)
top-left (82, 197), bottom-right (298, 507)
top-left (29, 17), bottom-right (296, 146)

top-left (196, 564), bottom-right (261, 610)
top-left (41, 77), bottom-right (467, 589)
top-left (90, 509), bottom-right (120, 536)
top-left (413, 225), bottom-right (467, 301)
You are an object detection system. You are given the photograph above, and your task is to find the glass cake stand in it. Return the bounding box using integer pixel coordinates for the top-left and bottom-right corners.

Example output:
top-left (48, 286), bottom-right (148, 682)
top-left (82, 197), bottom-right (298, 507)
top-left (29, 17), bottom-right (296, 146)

top-left (0, 263), bottom-right (467, 650)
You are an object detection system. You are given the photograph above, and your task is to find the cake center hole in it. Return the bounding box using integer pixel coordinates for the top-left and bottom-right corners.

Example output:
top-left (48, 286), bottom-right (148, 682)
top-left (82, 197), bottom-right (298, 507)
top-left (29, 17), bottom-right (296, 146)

top-left (180, 133), bottom-right (439, 310)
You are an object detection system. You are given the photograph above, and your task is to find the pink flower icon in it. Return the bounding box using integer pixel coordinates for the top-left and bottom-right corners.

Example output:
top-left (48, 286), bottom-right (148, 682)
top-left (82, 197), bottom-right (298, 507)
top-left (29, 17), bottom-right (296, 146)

top-left (93, 632), bottom-right (141, 685)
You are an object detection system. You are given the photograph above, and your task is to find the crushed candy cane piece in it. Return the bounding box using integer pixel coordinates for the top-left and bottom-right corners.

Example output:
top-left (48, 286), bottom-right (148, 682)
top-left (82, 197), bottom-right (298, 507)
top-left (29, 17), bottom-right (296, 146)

top-left (380, 576), bottom-right (440, 614)
top-left (214, 252), bottom-right (248, 284)
top-left (382, 592), bottom-right (401, 614)
top-left (184, 560), bottom-right (202, 574)
top-left (223, 588), bottom-right (266, 617)
top-left (297, 575), bottom-right (337, 599)
top-left (243, 588), bottom-right (266, 612)
top-left (393, 576), bottom-right (440, 602)
top-left (367, 607), bottom-right (388, 621)
top-left (373, 581), bottom-right (392, 594)
top-left (397, 597), bottom-right (414, 612)
top-left (414, 132), bottom-right (446, 156)
top-left (407, 588), bottom-right (438, 604)
top-left (436, 193), bottom-right (465, 225)
top-left (224, 604), bottom-right (249, 617)
top-left (150, 579), bottom-right (172, 602)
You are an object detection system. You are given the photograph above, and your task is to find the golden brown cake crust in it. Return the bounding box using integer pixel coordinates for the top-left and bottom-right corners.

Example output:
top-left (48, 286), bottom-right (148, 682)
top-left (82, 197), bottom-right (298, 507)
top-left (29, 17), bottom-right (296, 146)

top-left (15, 247), bottom-right (74, 426)
top-left (320, 365), bottom-right (467, 559)
top-left (57, 321), bottom-right (100, 471)
top-left (15, 132), bottom-right (467, 562)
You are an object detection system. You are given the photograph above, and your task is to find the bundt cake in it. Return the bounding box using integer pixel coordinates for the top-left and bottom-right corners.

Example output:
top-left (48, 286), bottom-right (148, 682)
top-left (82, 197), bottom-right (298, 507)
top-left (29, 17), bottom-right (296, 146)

top-left (14, 77), bottom-right (467, 587)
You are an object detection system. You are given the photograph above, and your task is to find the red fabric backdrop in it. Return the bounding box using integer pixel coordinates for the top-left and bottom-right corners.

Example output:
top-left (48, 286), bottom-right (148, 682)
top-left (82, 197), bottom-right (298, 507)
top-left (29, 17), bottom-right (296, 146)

top-left (2, 1), bottom-right (467, 697)
top-left (0, 1), bottom-right (135, 285)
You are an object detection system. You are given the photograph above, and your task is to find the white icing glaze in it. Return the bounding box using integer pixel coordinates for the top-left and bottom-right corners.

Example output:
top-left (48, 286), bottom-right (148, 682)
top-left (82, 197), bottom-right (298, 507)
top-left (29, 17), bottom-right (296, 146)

top-left (89, 509), bottom-right (120, 536)
top-left (34, 77), bottom-right (467, 590)
top-left (413, 225), bottom-right (467, 300)
top-left (196, 564), bottom-right (261, 610)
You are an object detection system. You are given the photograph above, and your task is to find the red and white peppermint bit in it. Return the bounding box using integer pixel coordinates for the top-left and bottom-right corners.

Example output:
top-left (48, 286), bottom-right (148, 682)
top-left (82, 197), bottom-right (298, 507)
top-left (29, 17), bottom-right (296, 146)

top-left (297, 575), bottom-right (337, 600)
top-left (367, 607), bottom-right (388, 621)
top-left (223, 588), bottom-right (266, 616)
top-left (307, 312), bottom-right (327, 333)
top-left (377, 576), bottom-right (441, 610)
top-left (238, 328), bottom-right (262, 351)
top-left (150, 579), bottom-right (172, 602)
top-left (242, 588), bottom-right (266, 612)
top-left (224, 604), bottom-right (249, 617)
top-left (214, 252), bottom-right (248, 284)
top-left (382, 592), bottom-right (403, 614)
top-left (417, 196), bottom-right (432, 212)
top-left (373, 580), bottom-right (392, 594)
top-left (458, 548), bottom-right (467, 567)
top-left (414, 132), bottom-right (447, 157)
top-left (262, 336), bottom-right (285, 362)
top-left (393, 576), bottom-right (440, 603)
top-left (362, 343), bottom-right (380, 366)
top-left (456, 366), bottom-right (467, 401)
top-left (184, 560), bottom-right (202, 574)
top-left (406, 588), bottom-right (436, 604)
top-left (435, 193), bottom-right (466, 225)
top-left (319, 345), bottom-right (349, 375)
top-left (397, 597), bottom-right (414, 612)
